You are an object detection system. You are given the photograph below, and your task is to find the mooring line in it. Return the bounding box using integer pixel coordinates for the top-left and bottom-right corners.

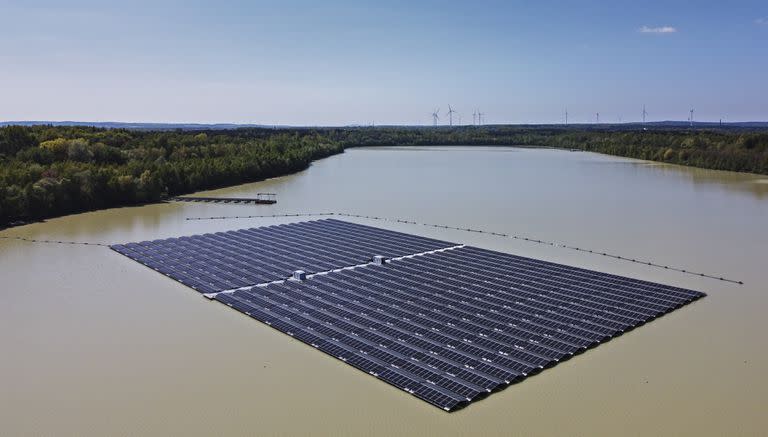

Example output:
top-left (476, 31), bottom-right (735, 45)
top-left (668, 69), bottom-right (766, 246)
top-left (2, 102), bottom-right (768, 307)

top-left (0, 213), bottom-right (336, 247)
top-left (335, 213), bottom-right (744, 285)
top-left (184, 211), bottom-right (743, 285)
top-left (0, 235), bottom-right (109, 247)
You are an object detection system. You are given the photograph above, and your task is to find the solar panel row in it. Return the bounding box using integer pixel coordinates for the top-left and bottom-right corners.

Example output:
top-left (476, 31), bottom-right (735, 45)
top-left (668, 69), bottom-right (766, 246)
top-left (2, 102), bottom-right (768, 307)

top-left (112, 219), bottom-right (706, 411)
top-left (110, 219), bottom-right (455, 293)
top-left (215, 246), bottom-right (704, 411)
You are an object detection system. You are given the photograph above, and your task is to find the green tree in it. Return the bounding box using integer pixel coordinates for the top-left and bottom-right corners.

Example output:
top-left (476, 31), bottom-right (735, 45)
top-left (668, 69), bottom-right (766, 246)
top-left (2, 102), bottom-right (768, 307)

top-left (1, 126), bottom-right (38, 156)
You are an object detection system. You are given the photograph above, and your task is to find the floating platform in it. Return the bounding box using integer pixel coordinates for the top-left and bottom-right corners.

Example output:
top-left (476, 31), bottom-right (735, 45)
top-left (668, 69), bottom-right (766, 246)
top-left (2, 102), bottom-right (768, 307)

top-left (111, 219), bottom-right (705, 412)
top-left (171, 194), bottom-right (276, 205)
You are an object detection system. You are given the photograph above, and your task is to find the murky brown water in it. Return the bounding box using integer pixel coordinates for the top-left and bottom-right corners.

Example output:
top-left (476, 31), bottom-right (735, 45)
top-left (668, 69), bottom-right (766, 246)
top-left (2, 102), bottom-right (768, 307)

top-left (1, 147), bottom-right (766, 436)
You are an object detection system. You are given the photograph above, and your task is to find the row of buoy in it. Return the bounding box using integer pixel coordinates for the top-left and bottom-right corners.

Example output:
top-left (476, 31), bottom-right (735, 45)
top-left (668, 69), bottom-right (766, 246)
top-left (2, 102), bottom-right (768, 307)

top-left (0, 213), bottom-right (336, 247)
top-left (0, 235), bottom-right (109, 246)
top-left (337, 213), bottom-right (744, 285)
top-left (2, 211), bottom-right (741, 285)
top-left (184, 211), bottom-right (744, 285)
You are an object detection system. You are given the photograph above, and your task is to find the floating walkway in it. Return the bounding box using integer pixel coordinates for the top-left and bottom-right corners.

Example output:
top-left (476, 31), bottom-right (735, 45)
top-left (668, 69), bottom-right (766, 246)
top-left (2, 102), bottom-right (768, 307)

top-left (172, 193), bottom-right (276, 205)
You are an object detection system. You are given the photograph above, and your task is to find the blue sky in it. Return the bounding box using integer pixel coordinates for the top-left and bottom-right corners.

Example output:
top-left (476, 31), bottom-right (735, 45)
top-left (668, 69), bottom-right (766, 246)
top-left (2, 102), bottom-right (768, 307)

top-left (1, 0), bottom-right (766, 125)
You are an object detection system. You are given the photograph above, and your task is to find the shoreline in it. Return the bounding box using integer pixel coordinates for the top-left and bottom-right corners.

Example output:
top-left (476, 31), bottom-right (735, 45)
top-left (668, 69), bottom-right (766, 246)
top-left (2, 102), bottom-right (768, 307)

top-left (4, 144), bottom-right (766, 232)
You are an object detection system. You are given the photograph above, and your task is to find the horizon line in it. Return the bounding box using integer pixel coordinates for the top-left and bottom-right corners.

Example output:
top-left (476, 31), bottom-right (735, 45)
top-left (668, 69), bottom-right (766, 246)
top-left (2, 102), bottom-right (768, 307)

top-left (3, 120), bottom-right (767, 128)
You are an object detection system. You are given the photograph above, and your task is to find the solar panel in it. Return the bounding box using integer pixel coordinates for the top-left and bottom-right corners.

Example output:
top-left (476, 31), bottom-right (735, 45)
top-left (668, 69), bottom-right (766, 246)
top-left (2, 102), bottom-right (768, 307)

top-left (112, 219), bottom-right (705, 411)
top-left (214, 246), bottom-right (704, 411)
top-left (110, 219), bottom-right (456, 293)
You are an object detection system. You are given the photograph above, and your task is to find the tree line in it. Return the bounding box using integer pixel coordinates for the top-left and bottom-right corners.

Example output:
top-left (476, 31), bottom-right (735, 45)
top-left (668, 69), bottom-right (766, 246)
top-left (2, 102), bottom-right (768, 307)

top-left (1, 124), bottom-right (767, 226)
top-left (0, 126), bottom-right (341, 225)
top-left (327, 126), bottom-right (768, 175)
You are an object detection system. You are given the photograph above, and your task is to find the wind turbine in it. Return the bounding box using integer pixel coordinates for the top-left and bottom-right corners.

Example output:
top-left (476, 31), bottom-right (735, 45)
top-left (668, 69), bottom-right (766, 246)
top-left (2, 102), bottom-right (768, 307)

top-left (432, 108), bottom-right (440, 127)
top-left (478, 110), bottom-right (485, 126)
top-left (642, 104), bottom-right (648, 125)
top-left (447, 105), bottom-right (457, 126)
top-left (596, 112), bottom-right (600, 124)
top-left (472, 109), bottom-right (478, 126)
top-left (565, 108), bottom-right (569, 126)
top-left (689, 108), bottom-right (695, 127)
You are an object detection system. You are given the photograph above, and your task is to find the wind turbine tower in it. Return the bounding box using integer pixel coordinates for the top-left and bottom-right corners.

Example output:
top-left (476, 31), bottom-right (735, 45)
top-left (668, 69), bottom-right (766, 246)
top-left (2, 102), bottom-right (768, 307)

top-left (432, 108), bottom-right (440, 127)
top-left (596, 112), bottom-right (600, 124)
top-left (689, 108), bottom-right (695, 127)
top-left (642, 105), bottom-right (648, 125)
top-left (478, 110), bottom-right (484, 126)
top-left (565, 108), bottom-right (569, 126)
top-left (447, 105), bottom-right (457, 126)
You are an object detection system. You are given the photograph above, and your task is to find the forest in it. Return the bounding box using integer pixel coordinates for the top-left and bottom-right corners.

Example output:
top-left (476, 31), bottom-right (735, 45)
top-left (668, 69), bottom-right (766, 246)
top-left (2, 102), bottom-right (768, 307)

top-left (2, 124), bottom-right (767, 226)
top-left (0, 126), bottom-right (342, 225)
top-left (330, 126), bottom-right (768, 175)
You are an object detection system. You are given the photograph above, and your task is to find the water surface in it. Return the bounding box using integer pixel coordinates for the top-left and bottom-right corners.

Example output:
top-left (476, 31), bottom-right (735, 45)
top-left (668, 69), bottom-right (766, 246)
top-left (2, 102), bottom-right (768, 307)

top-left (1, 147), bottom-right (766, 436)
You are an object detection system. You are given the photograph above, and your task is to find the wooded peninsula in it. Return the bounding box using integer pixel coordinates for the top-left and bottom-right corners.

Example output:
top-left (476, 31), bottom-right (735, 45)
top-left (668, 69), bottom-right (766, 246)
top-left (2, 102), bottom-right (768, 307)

top-left (1, 124), bottom-right (766, 226)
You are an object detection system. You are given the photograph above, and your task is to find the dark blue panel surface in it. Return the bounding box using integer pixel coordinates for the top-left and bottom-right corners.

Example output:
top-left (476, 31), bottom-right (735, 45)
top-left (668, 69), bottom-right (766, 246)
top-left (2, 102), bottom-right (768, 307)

top-left (113, 219), bottom-right (705, 411)
top-left (111, 219), bottom-right (455, 293)
top-left (214, 245), bottom-right (704, 411)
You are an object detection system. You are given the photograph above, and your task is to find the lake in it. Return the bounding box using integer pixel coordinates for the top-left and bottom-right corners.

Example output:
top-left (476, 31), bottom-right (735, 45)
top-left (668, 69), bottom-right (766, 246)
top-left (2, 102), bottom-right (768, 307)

top-left (1, 146), bottom-right (766, 436)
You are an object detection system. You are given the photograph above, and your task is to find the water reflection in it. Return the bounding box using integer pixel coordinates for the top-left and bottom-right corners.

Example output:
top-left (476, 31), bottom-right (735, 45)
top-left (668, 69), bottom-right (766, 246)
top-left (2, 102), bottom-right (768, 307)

top-left (592, 157), bottom-right (768, 198)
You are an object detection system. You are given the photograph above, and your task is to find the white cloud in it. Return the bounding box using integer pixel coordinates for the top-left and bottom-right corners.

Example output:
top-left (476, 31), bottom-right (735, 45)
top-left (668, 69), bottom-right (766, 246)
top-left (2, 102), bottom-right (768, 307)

top-left (639, 25), bottom-right (678, 34)
top-left (756, 17), bottom-right (768, 25)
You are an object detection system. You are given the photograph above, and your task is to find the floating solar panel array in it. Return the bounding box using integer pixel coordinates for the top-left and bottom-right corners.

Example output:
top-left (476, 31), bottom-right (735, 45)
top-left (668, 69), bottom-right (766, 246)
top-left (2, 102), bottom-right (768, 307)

top-left (112, 219), bottom-right (705, 411)
top-left (110, 219), bottom-right (455, 294)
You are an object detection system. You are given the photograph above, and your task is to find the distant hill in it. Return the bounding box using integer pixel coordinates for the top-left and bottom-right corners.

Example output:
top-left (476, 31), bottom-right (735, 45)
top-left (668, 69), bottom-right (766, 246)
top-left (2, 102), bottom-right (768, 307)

top-left (1, 120), bottom-right (767, 130)
top-left (634, 121), bottom-right (768, 128)
top-left (0, 121), bottom-right (280, 130)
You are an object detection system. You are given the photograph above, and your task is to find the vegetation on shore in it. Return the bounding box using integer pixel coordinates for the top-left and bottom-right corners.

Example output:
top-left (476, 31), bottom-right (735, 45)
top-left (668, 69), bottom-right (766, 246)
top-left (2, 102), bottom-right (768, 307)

top-left (330, 126), bottom-right (768, 174)
top-left (1, 125), bottom-right (767, 225)
top-left (0, 126), bottom-right (341, 225)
